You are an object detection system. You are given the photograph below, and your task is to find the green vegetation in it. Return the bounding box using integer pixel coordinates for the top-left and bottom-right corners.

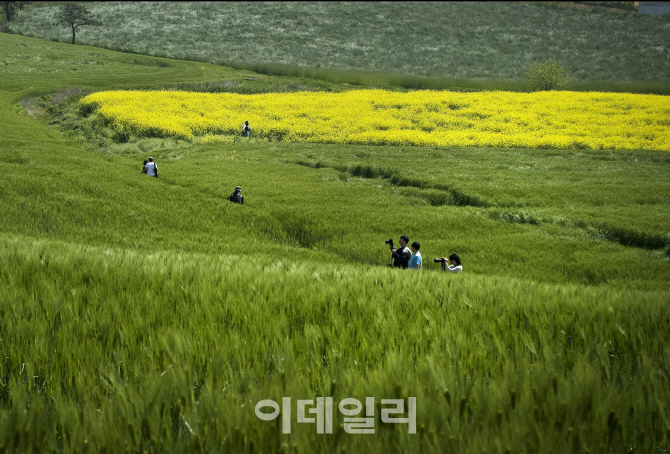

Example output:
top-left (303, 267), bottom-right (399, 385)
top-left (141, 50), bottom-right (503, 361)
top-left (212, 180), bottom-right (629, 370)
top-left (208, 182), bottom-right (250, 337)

top-left (525, 59), bottom-right (572, 91)
top-left (0, 30), bottom-right (669, 453)
top-left (7, 1), bottom-right (670, 92)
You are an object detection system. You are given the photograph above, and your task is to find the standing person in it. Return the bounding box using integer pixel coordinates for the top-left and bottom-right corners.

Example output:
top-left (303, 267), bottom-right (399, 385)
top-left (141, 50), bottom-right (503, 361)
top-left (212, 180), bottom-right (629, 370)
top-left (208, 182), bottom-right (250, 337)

top-left (142, 157), bottom-right (158, 178)
top-left (242, 121), bottom-right (251, 138)
top-left (408, 241), bottom-right (422, 270)
top-left (390, 235), bottom-right (412, 269)
top-left (227, 186), bottom-right (244, 204)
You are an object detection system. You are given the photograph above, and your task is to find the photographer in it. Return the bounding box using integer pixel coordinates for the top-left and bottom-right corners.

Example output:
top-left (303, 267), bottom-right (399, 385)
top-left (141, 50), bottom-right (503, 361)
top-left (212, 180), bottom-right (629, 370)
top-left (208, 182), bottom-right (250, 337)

top-left (435, 254), bottom-right (462, 273)
top-left (389, 235), bottom-right (412, 269)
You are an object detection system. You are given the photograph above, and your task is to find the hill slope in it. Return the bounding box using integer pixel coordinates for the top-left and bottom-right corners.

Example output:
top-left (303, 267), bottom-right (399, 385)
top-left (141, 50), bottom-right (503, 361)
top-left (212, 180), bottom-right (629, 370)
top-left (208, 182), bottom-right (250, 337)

top-left (8, 1), bottom-right (670, 84)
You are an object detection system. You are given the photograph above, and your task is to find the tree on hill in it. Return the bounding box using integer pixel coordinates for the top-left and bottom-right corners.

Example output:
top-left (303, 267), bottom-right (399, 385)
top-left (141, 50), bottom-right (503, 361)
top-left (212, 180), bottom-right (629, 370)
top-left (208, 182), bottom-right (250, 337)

top-left (2, 1), bottom-right (17, 22)
top-left (57, 3), bottom-right (102, 45)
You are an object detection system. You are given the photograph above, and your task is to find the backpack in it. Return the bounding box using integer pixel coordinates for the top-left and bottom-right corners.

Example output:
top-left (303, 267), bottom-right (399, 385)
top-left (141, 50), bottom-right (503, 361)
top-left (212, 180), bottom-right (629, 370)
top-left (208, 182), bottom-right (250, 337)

top-left (229, 192), bottom-right (243, 204)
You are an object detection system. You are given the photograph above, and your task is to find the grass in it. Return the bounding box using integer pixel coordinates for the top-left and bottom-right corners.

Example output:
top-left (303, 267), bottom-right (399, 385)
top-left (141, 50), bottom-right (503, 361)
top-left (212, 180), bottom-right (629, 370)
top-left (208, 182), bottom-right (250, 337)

top-left (1, 236), bottom-right (669, 453)
top-left (0, 33), bottom-right (669, 453)
top-left (6, 1), bottom-right (670, 93)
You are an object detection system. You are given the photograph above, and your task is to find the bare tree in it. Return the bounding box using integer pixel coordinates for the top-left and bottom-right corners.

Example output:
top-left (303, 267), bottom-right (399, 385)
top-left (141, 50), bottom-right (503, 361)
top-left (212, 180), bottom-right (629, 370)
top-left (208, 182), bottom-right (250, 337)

top-left (57, 3), bottom-right (102, 45)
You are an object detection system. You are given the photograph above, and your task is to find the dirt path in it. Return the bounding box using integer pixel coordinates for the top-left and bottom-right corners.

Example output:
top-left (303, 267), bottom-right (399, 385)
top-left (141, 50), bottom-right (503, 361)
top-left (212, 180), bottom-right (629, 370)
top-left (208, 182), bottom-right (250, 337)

top-left (558, 2), bottom-right (638, 14)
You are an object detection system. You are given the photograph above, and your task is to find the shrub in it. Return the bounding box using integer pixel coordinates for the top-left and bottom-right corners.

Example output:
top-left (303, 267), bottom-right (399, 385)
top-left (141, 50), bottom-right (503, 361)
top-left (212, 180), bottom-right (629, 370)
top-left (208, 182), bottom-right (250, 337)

top-left (112, 128), bottom-right (131, 143)
top-left (525, 59), bottom-right (571, 91)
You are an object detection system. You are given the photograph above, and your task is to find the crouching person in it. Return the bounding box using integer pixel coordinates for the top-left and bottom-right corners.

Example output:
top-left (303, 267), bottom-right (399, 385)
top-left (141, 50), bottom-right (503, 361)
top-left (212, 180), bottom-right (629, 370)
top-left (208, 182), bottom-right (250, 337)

top-left (228, 186), bottom-right (244, 204)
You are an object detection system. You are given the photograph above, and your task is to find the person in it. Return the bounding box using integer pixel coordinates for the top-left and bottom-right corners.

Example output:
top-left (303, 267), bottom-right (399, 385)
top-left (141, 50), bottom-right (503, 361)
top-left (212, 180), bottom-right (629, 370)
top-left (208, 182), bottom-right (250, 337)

top-left (408, 241), bottom-right (422, 270)
top-left (227, 186), bottom-right (244, 204)
top-left (438, 254), bottom-right (462, 273)
top-left (390, 235), bottom-right (412, 269)
top-left (141, 157), bottom-right (158, 177)
top-left (242, 121), bottom-right (251, 138)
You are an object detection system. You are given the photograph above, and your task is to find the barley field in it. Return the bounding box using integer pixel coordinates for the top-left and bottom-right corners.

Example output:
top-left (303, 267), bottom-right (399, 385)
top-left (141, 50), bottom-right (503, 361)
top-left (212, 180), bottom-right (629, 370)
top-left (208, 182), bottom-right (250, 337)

top-left (0, 30), bottom-right (669, 454)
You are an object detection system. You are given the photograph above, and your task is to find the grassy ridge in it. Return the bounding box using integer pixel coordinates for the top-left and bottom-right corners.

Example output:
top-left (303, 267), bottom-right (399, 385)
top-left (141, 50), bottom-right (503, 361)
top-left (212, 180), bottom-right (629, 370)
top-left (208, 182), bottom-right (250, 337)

top-left (226, 61), bottom-right (670, 95)
top-left (7, 2), bottom-right (670, 91)
top-left (0, 33), bottom-right (355, 97)
top-left (0, 33), bottom-right (669, 453)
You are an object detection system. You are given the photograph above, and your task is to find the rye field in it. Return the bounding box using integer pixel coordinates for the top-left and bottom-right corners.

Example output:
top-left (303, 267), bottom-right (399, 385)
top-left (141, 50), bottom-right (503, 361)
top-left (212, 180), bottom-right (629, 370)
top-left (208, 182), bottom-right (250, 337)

top-left (0, 3), bottom-right (669, 453)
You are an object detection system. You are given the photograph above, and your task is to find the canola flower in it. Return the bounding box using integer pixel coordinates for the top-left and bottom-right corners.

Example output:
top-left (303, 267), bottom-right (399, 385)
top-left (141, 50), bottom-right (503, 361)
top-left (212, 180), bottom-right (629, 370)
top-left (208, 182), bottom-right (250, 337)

top-left (80, 89), bottom-right (670, 151)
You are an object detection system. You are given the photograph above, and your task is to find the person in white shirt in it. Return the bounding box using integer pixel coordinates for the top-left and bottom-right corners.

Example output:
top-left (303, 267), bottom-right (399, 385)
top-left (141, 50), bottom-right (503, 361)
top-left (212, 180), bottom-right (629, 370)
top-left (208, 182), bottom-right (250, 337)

top-left (141, 157), bottom-right (158, 178)
top-left (242, 121), bottom-right (251, 138)
top-left (438, 254), bottom-right (462, 273)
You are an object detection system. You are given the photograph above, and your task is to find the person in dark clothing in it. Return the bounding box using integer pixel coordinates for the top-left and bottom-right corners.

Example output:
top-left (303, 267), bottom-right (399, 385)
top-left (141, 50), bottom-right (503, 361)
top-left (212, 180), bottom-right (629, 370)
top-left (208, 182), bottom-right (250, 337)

top-left (390, 235), bottom-right (412, 268)
top-left (227, 186), bottom-right (244, 204)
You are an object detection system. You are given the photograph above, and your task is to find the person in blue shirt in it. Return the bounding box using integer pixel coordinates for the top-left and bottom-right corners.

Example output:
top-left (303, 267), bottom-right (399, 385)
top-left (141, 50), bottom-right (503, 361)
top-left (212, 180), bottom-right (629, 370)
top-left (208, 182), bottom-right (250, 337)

top-left (408, 241), bottom-right (422, 270)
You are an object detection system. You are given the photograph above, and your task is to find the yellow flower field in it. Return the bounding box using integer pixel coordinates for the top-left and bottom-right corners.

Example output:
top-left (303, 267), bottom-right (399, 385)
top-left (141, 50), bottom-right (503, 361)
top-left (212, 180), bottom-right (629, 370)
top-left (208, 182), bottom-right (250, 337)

top-left (80, 89), bottom-right (670, 151)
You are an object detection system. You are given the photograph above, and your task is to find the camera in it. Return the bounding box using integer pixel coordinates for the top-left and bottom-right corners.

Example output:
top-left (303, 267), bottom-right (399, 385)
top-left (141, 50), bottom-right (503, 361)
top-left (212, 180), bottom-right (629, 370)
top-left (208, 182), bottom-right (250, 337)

top-left (385, 238), bottom-right (394, 249)
top-left (434, 258), bottom-right (447, 263)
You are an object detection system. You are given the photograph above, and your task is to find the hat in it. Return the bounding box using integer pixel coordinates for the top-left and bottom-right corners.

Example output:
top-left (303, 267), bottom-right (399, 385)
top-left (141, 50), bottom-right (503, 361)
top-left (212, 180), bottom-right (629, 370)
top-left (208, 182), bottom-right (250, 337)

top-left (235, 186), bottom-right (241, 191)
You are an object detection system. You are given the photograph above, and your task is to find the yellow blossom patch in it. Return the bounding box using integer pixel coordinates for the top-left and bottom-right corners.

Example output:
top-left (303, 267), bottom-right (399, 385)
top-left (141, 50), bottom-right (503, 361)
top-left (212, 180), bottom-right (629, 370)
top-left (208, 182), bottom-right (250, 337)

top-left (80, 89), bottom-right (670, 151)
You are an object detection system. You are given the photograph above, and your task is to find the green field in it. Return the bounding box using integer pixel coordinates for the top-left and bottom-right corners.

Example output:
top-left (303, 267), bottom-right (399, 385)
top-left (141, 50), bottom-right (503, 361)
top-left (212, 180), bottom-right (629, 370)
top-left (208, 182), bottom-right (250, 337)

top-left (1, 22), bottom-right (669, 454)
top-left (6, 1), bottom-right (670, 92)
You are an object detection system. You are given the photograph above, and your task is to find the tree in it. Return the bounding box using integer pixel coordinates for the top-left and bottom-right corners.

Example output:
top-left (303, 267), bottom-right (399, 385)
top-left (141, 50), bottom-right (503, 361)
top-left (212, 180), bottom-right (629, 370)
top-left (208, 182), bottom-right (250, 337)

top-left (2, 1), bottom-right (17, 22)
top-left (524, 59), bottom-right (571, 91)
top-left (57, 3), bottom-right (102, 45)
